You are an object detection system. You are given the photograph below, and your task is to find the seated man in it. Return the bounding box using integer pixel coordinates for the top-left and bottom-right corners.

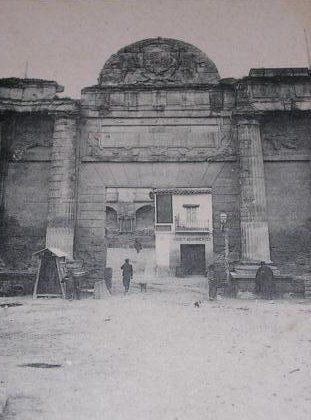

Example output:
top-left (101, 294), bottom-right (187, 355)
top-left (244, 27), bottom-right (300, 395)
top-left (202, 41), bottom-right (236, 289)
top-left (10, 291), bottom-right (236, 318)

top-left (255, 261), bottom-right (276, 300)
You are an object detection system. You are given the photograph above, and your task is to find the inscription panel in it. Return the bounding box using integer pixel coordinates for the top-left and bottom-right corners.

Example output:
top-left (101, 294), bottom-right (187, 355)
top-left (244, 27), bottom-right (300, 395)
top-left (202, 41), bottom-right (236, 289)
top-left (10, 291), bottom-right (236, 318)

top-left (87, 126), bottom-right (219, 149)
top-left (82, 123), bottom-right (236, 162)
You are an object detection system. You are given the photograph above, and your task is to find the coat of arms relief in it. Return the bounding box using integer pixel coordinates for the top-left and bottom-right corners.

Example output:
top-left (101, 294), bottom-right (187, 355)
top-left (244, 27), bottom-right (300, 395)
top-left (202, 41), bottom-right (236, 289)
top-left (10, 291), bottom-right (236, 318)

top-left (98, 38), bottom-right (219, 86)
top-left (141, 43), bottom-right (180, 81)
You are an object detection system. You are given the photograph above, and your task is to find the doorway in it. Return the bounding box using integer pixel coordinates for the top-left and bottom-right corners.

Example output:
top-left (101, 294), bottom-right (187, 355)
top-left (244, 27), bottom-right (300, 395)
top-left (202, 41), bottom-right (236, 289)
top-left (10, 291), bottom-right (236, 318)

top-left (180, 244), bottom-right (206, 275)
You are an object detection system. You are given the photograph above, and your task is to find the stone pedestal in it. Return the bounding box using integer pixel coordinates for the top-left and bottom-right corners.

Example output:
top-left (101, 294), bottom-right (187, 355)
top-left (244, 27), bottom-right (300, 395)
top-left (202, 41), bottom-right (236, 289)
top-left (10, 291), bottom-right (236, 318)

top-left (304, 277), bottom-right (311, 298)
top-left (46, 115), bottom-right (77, 258)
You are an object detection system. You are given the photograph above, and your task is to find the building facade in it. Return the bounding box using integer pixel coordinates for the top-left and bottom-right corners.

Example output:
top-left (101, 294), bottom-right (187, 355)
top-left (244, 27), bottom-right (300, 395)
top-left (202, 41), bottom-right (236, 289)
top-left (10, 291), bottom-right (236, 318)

top-left (0, 38), bottom-right (310, 290)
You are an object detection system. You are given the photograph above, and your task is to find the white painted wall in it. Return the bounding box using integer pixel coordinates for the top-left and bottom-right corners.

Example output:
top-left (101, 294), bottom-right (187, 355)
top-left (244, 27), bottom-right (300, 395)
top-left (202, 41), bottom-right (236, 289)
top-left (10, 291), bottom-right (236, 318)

top-left (155, 233), bottom-right (171, 268)
top-left (172, 193), bottom-right (212, 231)
top-left (106, 187), bottom-right (152, 202)
top-left (154, 192), bottom-right (213, 274)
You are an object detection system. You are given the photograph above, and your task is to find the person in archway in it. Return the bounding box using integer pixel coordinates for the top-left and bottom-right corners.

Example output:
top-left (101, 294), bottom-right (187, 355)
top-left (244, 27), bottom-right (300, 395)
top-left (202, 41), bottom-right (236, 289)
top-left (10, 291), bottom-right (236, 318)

top-left (121, 258), bottom-right (133, 294)
top-left (255, 261), bottom-right (276, 299)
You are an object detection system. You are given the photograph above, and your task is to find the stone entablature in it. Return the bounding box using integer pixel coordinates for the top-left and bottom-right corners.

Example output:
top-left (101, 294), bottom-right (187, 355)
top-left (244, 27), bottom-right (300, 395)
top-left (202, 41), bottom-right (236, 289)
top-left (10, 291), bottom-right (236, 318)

top-left (0, 78), bottom-right (64, 100)
top-left (80, 86), bottom-right (235, 119)
top-left (236, 68), bottom-right (311, 113)
top-left (0, 98), bottom-right (78, 115)
top-left (249, 68), bottom-right (310, 77)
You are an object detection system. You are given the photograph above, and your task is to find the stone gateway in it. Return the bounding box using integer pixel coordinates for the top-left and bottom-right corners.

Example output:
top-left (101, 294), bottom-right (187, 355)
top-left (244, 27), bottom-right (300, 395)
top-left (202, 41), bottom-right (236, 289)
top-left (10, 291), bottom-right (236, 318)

top-left (0, 38), bottom-right (310, 295)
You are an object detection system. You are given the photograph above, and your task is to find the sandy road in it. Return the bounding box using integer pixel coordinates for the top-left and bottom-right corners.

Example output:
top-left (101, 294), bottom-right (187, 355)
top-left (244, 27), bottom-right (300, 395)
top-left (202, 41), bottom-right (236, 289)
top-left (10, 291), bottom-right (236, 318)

top-left (1, 282), bottom-right (311, 420)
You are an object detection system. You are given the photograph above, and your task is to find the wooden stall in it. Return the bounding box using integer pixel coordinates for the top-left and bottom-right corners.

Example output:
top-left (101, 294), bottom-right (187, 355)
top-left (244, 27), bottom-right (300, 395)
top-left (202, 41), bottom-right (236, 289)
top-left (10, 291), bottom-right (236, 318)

top-left (33, 247), bottom-right (67, 298)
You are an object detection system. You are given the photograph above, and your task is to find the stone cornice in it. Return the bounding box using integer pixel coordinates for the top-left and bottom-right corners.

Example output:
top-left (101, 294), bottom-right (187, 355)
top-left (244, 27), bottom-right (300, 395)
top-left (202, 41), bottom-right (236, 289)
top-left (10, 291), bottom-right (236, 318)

top-left (232, 111), bottom-right (264, 122)
top-left (0, 98), bottom-right (79, 115)
top-left (81, 83), bottom-right (233, 93)
top-left (153, 187), bottom-right (212, 195)
top-left (81, 155), bottom-right (237, 163)
top-left (0, 77), bottom-right (63, 89)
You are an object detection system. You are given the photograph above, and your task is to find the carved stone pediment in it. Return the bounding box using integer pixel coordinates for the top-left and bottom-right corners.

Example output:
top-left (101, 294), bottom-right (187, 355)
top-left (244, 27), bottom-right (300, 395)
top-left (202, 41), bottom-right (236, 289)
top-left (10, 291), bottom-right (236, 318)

top-left (98, 38), bottom-right (220, 87)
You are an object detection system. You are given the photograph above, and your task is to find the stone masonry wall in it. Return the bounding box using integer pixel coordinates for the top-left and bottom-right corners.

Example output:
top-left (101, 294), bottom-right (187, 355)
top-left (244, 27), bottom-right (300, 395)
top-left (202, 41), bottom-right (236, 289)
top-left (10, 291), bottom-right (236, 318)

top-left (0, 113), bottom-right (53, 270)
top-left (262, 113), bottom-right (311, 276)
top-left (265, 161), bottom-right (311, 274)
top-left (75, 164), bottom-right (106, 284)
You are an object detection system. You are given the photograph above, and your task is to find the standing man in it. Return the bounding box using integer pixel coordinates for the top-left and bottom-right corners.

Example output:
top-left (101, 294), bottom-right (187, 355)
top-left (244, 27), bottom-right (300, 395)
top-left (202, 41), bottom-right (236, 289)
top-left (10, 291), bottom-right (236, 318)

top-left (255, 261), bottom-right (275, 299)
top-left (121, 258), bottom-right (133, 294)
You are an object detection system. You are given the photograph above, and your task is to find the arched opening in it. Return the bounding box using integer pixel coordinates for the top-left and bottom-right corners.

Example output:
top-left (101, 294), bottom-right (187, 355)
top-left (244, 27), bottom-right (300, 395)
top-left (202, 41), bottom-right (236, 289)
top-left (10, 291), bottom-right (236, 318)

top-left (135, 205), bottom-right (155, 248)
top-left (136, 205), bottom-right (155, 231)
top-left (106, 206), bottom-right (118, 232)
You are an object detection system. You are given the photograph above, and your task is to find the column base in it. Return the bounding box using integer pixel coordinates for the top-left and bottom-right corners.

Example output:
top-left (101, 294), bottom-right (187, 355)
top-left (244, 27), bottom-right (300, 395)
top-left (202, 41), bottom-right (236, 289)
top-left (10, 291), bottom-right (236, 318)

top-left (233, 262), bottom-right (280, 278)
top-left (230, 262), bottom-right (295, 298)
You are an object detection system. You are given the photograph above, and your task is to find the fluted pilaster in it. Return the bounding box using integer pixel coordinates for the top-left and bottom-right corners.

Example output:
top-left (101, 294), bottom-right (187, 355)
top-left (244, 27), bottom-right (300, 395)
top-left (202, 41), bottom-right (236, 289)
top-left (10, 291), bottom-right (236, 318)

top-left (238, 118), bottom-right (271, 263)
top-left (46, 115), bottom-right (77, 257)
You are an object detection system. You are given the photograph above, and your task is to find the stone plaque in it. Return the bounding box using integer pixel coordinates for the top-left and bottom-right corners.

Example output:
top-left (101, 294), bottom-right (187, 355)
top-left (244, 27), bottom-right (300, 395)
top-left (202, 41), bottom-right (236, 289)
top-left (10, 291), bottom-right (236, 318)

top-left (84, 123), bottom-right (236, 162)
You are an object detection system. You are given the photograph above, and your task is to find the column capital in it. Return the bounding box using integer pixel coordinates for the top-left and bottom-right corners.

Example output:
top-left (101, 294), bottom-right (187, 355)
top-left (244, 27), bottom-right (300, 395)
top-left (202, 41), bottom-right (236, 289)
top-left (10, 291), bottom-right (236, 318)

top-left (234, 112), bottom-right (264, 126)
top-left (237, 118), bottom-right (260, 127)
top-left (53, 111), bottom-right (80, 120)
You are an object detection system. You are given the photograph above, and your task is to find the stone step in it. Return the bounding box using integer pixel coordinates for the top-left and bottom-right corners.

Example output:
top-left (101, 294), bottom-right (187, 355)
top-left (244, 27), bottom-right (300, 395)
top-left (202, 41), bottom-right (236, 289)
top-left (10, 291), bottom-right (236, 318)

top-left (303, 277), bottom-right (311, 298)
top-left (233, 263), bottom-right (280, 277)
top-left (66, 259), bottom-right (84, 270)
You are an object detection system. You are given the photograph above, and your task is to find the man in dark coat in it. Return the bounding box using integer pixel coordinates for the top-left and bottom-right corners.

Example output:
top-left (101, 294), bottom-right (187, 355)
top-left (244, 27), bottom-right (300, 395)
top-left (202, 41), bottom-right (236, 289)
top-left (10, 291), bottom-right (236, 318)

top-left (121, 258), bottom-right (133, 294)
top-left (255, 261), bottom-right (275, 299)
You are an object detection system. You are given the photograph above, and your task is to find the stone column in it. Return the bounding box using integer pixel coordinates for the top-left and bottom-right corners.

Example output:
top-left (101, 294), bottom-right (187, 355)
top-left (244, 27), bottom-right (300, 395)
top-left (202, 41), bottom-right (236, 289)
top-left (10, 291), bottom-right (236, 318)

top-left (238, 118), bottom-right (271, 263)
top-left (0, 121), bottom-right (4, 212)
top-left (46, 114), bottom-right (77, 258)
top-left (0, 117), bottom-right (12, 217)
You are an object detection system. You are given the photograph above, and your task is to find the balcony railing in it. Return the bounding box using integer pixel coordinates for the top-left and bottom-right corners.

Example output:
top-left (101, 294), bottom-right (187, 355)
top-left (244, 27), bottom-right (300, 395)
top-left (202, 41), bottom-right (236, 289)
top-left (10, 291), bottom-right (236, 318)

top-left (133, 192), bottom-right (152, 202)
top-left (106, 191), bottom-right (119, 202)
top-left (175, 218), bottom-right (210, 232)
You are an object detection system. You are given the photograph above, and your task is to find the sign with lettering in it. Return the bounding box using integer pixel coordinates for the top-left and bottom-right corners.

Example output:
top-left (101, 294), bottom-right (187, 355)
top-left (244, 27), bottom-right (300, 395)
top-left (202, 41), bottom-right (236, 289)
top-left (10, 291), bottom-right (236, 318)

top-left (175, 235), bottom-right (211, 242)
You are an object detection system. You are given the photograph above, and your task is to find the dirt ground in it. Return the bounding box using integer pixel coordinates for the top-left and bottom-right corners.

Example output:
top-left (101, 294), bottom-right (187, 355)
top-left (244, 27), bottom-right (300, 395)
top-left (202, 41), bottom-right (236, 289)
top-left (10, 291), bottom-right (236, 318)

top-left (1, 278), bottom-right (311, 420)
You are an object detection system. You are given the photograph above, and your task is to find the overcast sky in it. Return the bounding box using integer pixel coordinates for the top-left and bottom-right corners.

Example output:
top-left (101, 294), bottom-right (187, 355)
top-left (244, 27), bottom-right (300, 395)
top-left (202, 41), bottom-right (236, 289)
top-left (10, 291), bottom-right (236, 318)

top-left (0, 0), bottom-right (310, 98)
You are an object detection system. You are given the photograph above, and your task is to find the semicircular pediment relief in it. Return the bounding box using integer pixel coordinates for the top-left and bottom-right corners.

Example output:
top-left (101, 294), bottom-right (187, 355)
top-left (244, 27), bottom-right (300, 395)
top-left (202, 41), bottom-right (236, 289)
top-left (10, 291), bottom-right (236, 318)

top-left (98, 38), bottom-right (220, 87)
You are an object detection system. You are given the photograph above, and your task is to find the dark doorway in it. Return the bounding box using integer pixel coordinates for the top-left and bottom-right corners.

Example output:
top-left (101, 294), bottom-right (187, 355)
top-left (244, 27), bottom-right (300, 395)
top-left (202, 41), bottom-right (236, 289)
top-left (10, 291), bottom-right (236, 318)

top-left (180, 244), bottom-right (206, 275)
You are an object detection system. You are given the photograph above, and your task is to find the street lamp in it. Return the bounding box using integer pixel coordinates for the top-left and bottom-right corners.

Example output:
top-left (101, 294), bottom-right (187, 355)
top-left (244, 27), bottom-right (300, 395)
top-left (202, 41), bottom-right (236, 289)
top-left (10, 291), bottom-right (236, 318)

top-left (220, 212), bottom-right (230, 287)
top-left (220, 212), bottom-right (227, 232)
